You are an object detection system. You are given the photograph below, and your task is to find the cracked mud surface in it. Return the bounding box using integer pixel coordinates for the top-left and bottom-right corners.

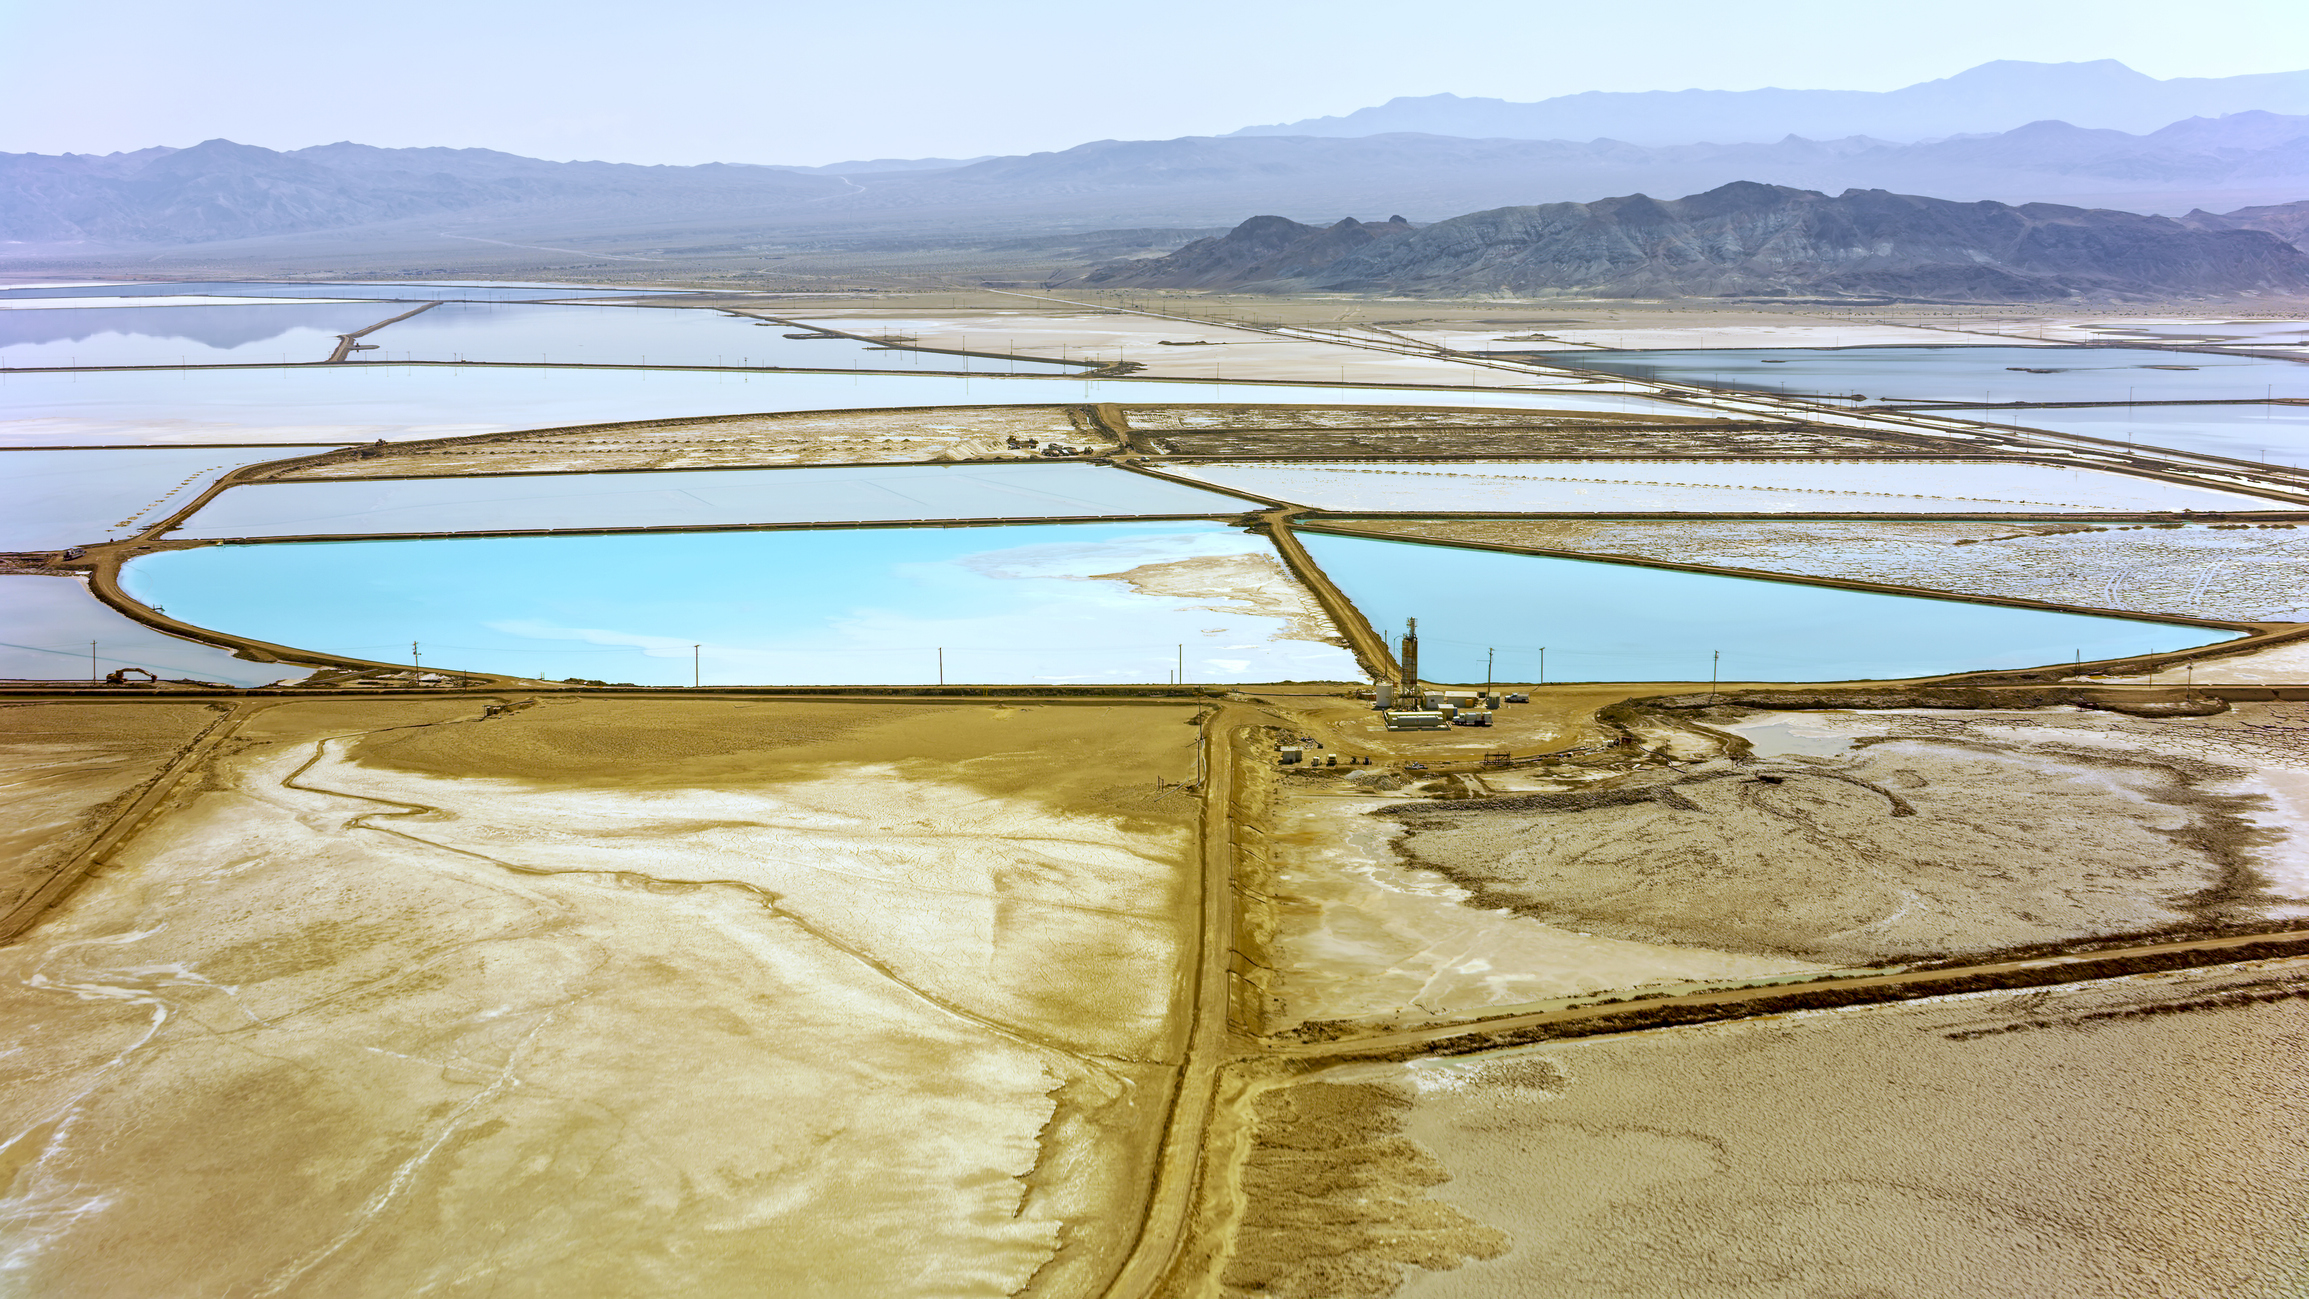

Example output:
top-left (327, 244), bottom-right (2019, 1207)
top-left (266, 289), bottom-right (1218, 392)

top-left (1254, 792), bottom-right (1820, 1031)
top-left (1375, 957), bottom-right (2309, 1299)
top-left (0, 697), bottom-right (1201, 1298)
top-left (1380, 705), bottom-right (2309, 965)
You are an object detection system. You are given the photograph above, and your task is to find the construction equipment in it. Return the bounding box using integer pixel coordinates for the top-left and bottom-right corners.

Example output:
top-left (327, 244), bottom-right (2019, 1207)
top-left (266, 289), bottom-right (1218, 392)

top-left (103, 667), bottom-right (158, 685)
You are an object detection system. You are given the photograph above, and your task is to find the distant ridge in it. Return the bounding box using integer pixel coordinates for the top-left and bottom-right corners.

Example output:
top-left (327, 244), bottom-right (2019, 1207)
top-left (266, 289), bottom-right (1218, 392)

top-left (8, 111), bottom-right (2309, 260)
top-left (1232, 61), bottom-right (2309, 145)
top-left (1073, 183), bottom-right (2309, 301)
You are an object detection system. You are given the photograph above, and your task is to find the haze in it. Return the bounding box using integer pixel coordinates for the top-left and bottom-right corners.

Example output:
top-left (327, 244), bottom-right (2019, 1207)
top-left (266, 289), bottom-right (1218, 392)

top-left (4, 0), bottom-right (2308, 165)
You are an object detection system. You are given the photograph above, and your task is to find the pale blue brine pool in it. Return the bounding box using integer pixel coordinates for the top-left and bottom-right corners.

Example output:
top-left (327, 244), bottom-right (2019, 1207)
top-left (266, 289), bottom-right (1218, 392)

top-left (0, 365), bottom-right (1710, 446)
top-left (0, 446), bottom-right (335, 549)
top-left (350, 302), bottom-right (1089, 373)
top-left (1937, 404), bottom-right (2309, 468)
top-left (1297, 531), bottom-right (2241, 684)
top-left (1544, 346), bottom-right (2309, 406)
top-left (121, 523), bottom-right (1361, 685)
top-left (170, 463), bottom-right (1263, 539)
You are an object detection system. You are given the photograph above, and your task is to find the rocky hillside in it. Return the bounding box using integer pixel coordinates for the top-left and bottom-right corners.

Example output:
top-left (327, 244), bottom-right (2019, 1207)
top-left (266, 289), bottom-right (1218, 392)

top-left (1072, 215), bottom-right (1411, 288)
top-left (2186, 197), bottom-right (2309, 248)
top-left (1078, 182), bottom-right (2309, 300)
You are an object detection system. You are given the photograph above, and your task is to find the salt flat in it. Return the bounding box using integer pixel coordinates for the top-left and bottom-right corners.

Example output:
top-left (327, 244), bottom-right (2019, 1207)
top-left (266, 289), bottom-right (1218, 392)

top-left (0, 698), bottom-right (1204, 1298)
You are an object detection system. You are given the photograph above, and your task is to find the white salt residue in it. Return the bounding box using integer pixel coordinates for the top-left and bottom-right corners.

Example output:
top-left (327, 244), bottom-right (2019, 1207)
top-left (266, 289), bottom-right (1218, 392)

top-left (1168, 459), bottom-right (2284, 514)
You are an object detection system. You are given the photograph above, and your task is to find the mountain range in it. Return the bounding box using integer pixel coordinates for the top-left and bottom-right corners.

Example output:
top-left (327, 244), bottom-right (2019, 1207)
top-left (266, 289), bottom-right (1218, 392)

top-left (5, 59), bottom-right (2309, 276)
top-left (1232, 61), bottom-right (2309, 144)
top-left (1075, 183), bottom-right (2309, 301)
top-left (10, 110), bottom-right (2309, 259)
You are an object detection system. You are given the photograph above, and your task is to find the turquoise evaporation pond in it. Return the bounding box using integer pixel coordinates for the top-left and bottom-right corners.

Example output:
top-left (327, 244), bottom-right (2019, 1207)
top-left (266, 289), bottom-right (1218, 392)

top-left (0, 446), bottom-right (337, 549)
top-left (1300, 532), bottom-right (2240, 683)
top-left (1543, 346), bottom-right (2309, 406)
top-left (353, 302), bottom-right (1087, 373)
top-left (0, 366), bottom-right (1704, 446)
top-left (121, 523), bottom-right (1362, 685)
top-left (0, 302), bottom-right (401, 368)
top-left (1937, 404), bottom-right (2309, 468)
top-left (171, 463), bottom-right (1261, 539)
top-left (0, 575), bottom-right (312, 685)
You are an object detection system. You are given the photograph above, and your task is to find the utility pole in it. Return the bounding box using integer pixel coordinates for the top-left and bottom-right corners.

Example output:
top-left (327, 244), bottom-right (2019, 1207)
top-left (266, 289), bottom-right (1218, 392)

top-left (1711, 649), bottom-right (1720, 703)
top-left (89, 641), bottom-right (96, 681)
top-left (1486, 647), bottom-right (1494, 694)
top-left (693, 644), bottom-right (701, 688)
top-left (938, 648), bottom-right (945, 686)
top-left (1178, 643), bottom-right (1185, 685)
top-left (1400, 619), bottom-right (1420, 700)
top-left (412, 641), bottom-right (422, 674)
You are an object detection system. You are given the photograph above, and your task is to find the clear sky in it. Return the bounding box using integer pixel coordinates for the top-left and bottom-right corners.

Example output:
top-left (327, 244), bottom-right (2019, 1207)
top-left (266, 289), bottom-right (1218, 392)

top-left (5, 0), bottom-right (2307, 165)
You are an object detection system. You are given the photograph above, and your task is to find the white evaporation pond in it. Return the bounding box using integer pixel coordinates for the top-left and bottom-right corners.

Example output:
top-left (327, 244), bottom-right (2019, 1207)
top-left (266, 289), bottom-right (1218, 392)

top-left (352, 302), bottom-right (1089, 373)
top-left (1163, 460), bottom-right (2288, 513)
top-left (120, 523), bottom-right (1360, 685)
top-left (168, 463), bottom-right (1262, 539)
top-left (0, 281), bottom-right (677, 303)
top-left (0, 446), bottom-right (329, 549)
top-left (0, 575), bottom-right (312, 685)
top-left (0, 366), bottom-right (1712, 447)
top-left (0, 302), bottom-right (402, 368)
top-left (1936, 404), bottom-right (2309, 468)
top-left (1551, 346), bottom-right (2309, 405)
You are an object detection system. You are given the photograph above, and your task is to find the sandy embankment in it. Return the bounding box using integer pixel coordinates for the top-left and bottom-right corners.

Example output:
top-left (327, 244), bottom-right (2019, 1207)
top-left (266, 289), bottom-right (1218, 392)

top-left (274, 406), bottom-right (1109, 479)
top-left (0, 698), bottom-right (1203, 1298)
top-left (2094, 636), bottom-right (2309, 683)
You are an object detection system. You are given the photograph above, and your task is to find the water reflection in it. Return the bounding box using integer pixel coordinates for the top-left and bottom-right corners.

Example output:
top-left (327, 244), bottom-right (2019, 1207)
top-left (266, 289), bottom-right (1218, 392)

top-left (0, 304), bottom-right (395, 368)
